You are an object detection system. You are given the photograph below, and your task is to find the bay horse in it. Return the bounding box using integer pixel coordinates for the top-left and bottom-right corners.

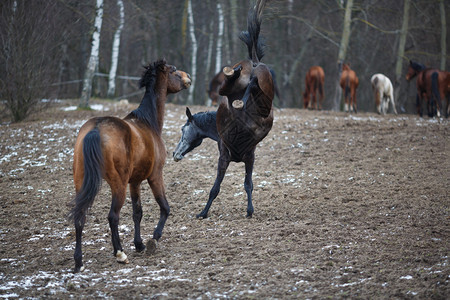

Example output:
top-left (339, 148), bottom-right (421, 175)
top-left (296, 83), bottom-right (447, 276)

top-left (303, 66), bottom-right (324, 110)
top-left (195, 0), bottom-right (275, 219)
top-left (173, 107), bottom-right (218, 162)
top-left (370, 73), bottom-right (397, 115)
top-left (69, 59), bottom-right (191, 272)
top-left (340, 63), bottom-right (359, 113)
top-left (208, 70), bottom-right (226, 106)
top-left (406, 60), bottom-right (450, 117)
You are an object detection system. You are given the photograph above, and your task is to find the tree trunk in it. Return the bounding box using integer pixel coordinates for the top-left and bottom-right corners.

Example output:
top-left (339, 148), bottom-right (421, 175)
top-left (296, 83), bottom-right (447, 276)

top-left (107, 0), bottom-right (124, 98)
top-left (215, 2), bottom-right (224, 74)
top-left (394, 0), bottom-right (410, 112)
top-left (187, 0), bottom-right (197, 105)
top-left (80, 0), bottom-right (104, 109)
top-left (439, 0), bottom-right (446, 70)
top-left (332, 0), bottom-right (353, 111)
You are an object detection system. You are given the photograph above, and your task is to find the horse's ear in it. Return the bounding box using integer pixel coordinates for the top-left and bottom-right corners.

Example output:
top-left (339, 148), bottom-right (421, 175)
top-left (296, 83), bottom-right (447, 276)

top-left (186, 107), bottom-right (193, 122)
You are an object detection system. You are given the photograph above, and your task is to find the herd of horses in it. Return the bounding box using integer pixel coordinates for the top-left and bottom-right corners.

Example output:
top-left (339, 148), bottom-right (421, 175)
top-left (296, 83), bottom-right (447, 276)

top-left (68, 0), bottom-right (449, 272)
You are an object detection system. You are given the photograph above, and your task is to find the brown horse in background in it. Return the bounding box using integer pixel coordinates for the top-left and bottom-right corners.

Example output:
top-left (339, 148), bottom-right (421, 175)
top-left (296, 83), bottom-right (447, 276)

top-left (69, 60), bottom-right (191, 272)
top-left (196, 0), bottom-right (274, 219)
top-left (340, 63), bottom-right (359, 113)
top-left (406, 60), bottom-right (450, 117)
top-left (208, 70), bottom-right (226, 106)
top-left (303, 66), bottom-right (324, 110)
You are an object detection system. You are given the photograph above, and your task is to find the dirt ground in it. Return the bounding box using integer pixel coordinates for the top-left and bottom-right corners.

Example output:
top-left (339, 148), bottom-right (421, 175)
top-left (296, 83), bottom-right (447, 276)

top-left (0, 99), bottom-right (448, 299)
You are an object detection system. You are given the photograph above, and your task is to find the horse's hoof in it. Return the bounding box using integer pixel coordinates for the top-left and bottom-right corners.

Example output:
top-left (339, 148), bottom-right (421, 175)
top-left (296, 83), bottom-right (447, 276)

top-left (135, 242), bottom-right (146, 253)
top-left (232, 100), bottom-right (244, 110)
top-left (146, 239), bottom-right (157, 255)
top-left (196, 212), bottom-right (208, 219)
top-left (74, 265), bottom-right (84, 273)
top-left (116, 250), bottom-right (129, 264)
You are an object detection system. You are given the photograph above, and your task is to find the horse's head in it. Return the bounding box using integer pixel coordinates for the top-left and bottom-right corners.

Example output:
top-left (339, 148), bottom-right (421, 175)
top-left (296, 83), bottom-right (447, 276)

top-left (405, 60), bottom-right (426, 81)
top-left (342, 63), bottom-right (351, 71)
top-left (166, 65), bottom-right (191, 93)
top-left (173, 107), bottom-right (204, 162)
top-left (139, 60), bottom-right (191, 93)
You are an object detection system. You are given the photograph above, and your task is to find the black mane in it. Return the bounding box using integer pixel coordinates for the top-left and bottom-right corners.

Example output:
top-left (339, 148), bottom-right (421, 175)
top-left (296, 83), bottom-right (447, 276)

top-left (410, 60), bottom-right (426, 72)
top-left (193, 111), bottom-right (217, 126)
top-left (126, 59), bottom-right (166, 133)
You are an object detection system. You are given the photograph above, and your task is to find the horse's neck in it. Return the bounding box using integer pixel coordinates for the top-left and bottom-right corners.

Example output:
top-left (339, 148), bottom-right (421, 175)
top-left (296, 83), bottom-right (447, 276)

top-left (154, 85), bottom-right (168, 133)
top-left (197, 112), bottom-right (219, 141)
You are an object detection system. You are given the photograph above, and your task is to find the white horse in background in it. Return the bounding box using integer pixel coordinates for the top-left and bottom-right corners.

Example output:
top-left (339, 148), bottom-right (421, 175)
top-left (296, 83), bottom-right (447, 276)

top-left (371, 73), bottom-right (397, 115)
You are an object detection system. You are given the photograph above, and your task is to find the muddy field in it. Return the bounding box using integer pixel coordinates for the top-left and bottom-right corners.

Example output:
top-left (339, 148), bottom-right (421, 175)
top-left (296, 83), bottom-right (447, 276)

top-left (0, 99), bottom-right (448, 299)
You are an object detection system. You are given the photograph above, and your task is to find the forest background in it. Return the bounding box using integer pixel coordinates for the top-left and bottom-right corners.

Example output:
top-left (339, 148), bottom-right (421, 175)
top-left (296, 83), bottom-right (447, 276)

top-left (1, 0), bottom-right (448, 121)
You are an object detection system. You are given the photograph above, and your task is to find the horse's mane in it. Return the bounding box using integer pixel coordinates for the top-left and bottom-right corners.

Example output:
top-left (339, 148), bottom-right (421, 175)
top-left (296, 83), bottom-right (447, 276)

top-left (410, 60), bottom-right (426, 72)
top-left (193, 111), bottom-right (217, 127)
top-left (239, 0), bottom-right (267, 63)
top-left (126, 59), bottom-right (166, 133)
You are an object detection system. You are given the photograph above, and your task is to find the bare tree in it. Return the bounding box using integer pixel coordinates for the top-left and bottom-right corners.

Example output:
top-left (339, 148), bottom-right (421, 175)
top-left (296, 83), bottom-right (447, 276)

top-left (80, 0), bottom-right (104, 109)
top-left (0, 0), bottom-right (61, 122)
top-left (332, 0), bottom-right (354, 111)
top-left (187, 0), bottom-right (197, 105)
top-left (107, 0), bottom-right (125, 98)
top-left (394, 0), bottom-right (410, 111)
top-left (215, 2), bottom-right (225, 74)
top-left (439, 0), bottom-right (446, 70)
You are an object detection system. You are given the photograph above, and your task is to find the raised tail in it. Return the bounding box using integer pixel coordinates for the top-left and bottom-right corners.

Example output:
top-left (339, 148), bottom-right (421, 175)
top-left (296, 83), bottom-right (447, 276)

top-left (344, 76), bottom-right (350, 100)
top-left (239, 0), bottom-right (267, 64)
top-left (431, 72), bottom-right (441, 116)
top-left (69, 127), bottom-right (104, 226)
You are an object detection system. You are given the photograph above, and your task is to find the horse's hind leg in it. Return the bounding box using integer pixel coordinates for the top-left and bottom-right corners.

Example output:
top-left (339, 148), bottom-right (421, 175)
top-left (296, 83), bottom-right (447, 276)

top-left (74, 214), bottom-right (85, 272)
top-left (244, 153), bottom-right (255, 218)
top-left (130, 183), bottom-right (145, 252)
top-left (108, 186), bottom-right (129, 264)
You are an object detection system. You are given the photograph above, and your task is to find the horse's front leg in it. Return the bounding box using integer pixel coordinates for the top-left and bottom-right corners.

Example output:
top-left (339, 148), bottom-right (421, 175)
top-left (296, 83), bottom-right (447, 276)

top-left (130, 182), bottom-right (145, 252)
top-left (197, 147), bottom-right (230, 219)
top-left (147, 176), bottom-right (170, 244)
top-left (244, 152), bottom-right (255, 218)
top-left (108, 186), bottom-right (129, 264)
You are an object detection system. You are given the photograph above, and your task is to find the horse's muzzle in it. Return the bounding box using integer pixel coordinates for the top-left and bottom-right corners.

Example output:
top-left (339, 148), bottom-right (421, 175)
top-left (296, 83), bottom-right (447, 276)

top-left (173, 151), bottom-right (183, 162)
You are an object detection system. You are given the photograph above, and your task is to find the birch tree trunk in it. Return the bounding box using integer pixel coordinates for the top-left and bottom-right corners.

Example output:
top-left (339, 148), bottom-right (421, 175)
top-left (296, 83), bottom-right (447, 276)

top-left (187, 0), bottom-right (197, 105)
top-left (332, 0), bottom-right (353, 111)
top-left (80, 0), bottom-right (104, 108)
top-left (394, 0), bottom-right (410, 111)
top-left (107, 0), bottom-right (124, 98)
top-left (215, 2), bottom-right (224, 74)
top-left (439, 0), bottom-right (446, 70)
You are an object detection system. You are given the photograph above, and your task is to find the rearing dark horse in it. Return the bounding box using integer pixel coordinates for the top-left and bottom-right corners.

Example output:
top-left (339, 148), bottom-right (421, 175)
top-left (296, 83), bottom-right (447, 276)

top-left (190, 0), bottom-right (274, 219)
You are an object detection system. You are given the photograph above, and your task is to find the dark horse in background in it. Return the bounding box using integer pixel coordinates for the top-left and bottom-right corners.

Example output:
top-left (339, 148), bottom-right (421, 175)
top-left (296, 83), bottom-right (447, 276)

top-left (69, 60), bottom-right (191, 272)
top-left (178, 0), bottom-right (274, 219)
top-left (208, 70), bottom-right (226, 106)
top-left (340, 63), bottom-right (359, 113)
top-left (303, 66), bottom-right (325, 110)
top-left (406, 60), bottom-right (450, 118)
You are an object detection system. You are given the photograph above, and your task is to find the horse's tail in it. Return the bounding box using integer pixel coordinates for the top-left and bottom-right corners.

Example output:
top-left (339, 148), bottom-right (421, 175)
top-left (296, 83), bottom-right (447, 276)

top-left (315, 77), bottom-right (323, 98)
top-left (69, 127), bottom-right (104, 226)
top-left (431, 72), bottom-right (441, 113)
top-left (344, 76), bottom-right (350, 100)
top-left (239, 0), bottom-right (267, 64)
